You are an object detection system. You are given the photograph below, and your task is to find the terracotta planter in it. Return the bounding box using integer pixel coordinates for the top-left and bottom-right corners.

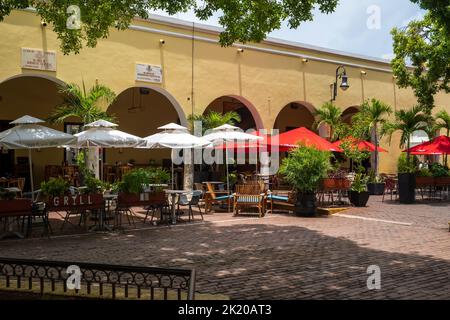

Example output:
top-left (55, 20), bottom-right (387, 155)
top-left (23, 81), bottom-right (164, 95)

top-left (321, 178), bottom-right (336, 191)
top-left (46, 194), bottom-right (105, 211)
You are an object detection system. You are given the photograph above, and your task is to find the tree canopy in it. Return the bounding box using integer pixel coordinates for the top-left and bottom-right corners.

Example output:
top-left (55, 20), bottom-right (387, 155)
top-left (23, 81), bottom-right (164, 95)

top-left (391, 6), bottom-right (450, 112)
top-left (0, 0), bottom-right (339, 54)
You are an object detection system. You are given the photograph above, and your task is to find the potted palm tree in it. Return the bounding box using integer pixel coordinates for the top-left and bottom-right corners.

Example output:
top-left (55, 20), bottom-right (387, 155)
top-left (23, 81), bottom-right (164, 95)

top-left (315, 102), bottom-right (346, 142)
top-left (279, 145), bottom-right (331, 217)
top-left (340, 140), bottom-right (371, 207)
top-left (47, 80), bottom-right (117, 179)
top-left (384, 105), bottom-right (431, 204)
top-left (359, 99), bottom-right (393, 195)
top-left (433, 110), bottom-right (450, 164)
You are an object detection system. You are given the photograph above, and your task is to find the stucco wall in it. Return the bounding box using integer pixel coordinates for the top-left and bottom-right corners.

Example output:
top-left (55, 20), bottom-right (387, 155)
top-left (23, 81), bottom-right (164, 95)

top-left (0, 10), bottom-right (449, 178)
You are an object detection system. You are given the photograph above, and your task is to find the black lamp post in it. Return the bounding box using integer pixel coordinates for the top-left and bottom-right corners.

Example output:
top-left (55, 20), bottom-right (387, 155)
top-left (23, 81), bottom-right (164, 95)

top-left (331, 65), bottom-right (349, 101)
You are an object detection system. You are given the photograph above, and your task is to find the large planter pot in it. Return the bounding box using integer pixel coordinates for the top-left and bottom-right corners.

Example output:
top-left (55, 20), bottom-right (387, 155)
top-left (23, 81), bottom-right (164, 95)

top-left (367, 183), bottom-right (385, 196)
top-left (398, 173), bottom-right (416, 204)
top-left (349, 191), bottom-right (370, 207)
top-left (294, 192), bottom-right (317, 217)
top-left (118, 191), bottom-right (166, 207)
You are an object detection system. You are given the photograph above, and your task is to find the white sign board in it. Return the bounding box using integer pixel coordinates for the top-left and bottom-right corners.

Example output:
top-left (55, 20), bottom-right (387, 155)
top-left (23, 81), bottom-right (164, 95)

top-left (136, 63), bottom-right (163, 83)
top-left (21, 48), bottom-right (57, 71)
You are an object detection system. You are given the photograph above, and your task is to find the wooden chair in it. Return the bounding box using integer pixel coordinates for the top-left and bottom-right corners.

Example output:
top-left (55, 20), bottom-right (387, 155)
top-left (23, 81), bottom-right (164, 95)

top-left (204, 182), bottom-right (233, 213)
top-left (103, 165), bottom-right (117, 183)
top-left (233, 183), bottom-right (267, 218)
top-left (382, 178), bottom-right (398, 202)
top-left (8, 177), bottom-right (25, 197)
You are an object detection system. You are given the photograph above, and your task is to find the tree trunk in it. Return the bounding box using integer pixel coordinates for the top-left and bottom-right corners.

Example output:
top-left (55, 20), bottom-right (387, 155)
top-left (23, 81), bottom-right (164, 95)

top-left (183, 148), bottom-right (194, 191)
top-left (87, 148), bottom-right (100, 179)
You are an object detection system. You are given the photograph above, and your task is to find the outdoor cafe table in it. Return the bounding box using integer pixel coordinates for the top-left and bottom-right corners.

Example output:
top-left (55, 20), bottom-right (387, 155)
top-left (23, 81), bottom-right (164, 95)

top-left (165, 190), bottom-right (187, 225)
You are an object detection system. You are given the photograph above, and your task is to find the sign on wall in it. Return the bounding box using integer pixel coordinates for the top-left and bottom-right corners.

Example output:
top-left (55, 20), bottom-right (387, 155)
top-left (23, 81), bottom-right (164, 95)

top-left (21, 48), bottom-right (57, 71)
top-left (135, 63), bottom-right (163, 83)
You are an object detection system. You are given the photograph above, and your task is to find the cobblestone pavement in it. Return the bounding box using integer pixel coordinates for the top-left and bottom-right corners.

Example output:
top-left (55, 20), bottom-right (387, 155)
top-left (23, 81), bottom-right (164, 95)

top-left (0, 196), bottom-right (449, 300)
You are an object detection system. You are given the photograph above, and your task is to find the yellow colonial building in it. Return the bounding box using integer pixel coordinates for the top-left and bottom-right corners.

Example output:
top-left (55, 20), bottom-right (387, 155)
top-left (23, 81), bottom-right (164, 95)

top-left (0, 9), bottom-right (449, 187)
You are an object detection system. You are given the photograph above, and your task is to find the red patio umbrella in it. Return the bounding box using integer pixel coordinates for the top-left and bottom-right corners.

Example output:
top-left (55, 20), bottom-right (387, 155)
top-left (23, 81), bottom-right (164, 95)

top-left (332, 137), bottom-right (388, 153)
top-left (273, 127), bottom-right (342, 152)
top-left (404, 135), bottom-right (450, 155)
top-left (215, 130), bottom-right (291, 153)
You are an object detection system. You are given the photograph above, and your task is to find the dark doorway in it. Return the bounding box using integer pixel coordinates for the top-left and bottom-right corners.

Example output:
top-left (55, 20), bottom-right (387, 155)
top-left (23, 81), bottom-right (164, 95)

top-left (0, 120), bottom-right (14, 177)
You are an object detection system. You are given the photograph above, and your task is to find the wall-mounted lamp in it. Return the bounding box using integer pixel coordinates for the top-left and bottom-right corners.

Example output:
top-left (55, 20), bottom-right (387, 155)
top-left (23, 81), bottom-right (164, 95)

top-left (360, 70), bottom-right (367, 76)
top-left (301, 58), bottom-right (309, 63)
top-left (41, 20), bottom-right (48, 27)
top-left (393, 75), bottom-right (398, 79)
top-left (159, 39), bottom-right (165, 45)
top-left (237, 48), bottom-right (244, 53)
top-left (331, 65), bottom-right (349, 101)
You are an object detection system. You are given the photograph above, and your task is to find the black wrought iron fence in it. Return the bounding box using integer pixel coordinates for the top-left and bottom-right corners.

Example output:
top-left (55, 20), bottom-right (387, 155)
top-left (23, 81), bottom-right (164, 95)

top-left (0, 257), bottom-right (195, 300)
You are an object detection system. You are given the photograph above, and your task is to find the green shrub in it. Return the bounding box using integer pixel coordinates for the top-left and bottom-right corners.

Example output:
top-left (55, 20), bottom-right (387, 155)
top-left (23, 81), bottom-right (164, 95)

top-left (0, 187), bottom-right (16, 200)
top-left (279, 145), bottom-right (331, 194)
top-left (430, 163), bottom-right (450, 177)
top-left (41, 178), bottom-right (69, 197)
top-left (118, 167), bottom-right (171, 193)
top-left (397, 154), bottom-right (418, 173)
top-left (82, 175), bottom-right (106, 194)
top-left (351, 173), bottom-right (369, 193)
top-left (417, 168), bottom-right (433, 177)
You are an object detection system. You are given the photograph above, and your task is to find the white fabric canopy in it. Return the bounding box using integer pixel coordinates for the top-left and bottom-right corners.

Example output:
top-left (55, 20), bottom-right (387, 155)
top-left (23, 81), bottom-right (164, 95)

top-left (71, 120), bottom-right (144, 148)
top-left (203, 124), bottom-right (263, 203)
top-left (203, 124), bottom-right (263, 144)
top-left (142, 123), bottom-right (211, 189)
top-left (0, 115), bottom-right (76, 199)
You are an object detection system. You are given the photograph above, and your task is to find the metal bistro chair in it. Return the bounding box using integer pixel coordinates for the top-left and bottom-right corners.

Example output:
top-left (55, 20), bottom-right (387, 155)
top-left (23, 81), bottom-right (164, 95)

top-left (382, 178), bottom-right (398, 202)
top-left (177, 190), bottom-right (204, 222)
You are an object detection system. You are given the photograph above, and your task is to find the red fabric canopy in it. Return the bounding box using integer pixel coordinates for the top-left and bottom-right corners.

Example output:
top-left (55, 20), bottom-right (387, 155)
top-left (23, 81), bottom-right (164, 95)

top-left (215, 130), bottom-right (291, 153)
top-left (404, 135), bottom-right (450, 155)
top-left (332, 137), bottom-right (388, 153)
top-left (274, 127), bottom-right (342, 152)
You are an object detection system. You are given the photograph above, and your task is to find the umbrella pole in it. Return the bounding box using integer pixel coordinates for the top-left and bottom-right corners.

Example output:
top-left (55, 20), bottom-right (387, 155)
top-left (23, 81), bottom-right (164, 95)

top-left (171, 149), bottom-right (175, 189)
top-left (28, 149), bottom-right (34, 201)
top-left (226, 148), bottom-right (231, 212)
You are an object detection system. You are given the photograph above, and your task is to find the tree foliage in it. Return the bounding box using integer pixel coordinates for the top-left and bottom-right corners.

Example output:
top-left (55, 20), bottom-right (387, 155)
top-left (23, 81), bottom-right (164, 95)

top-left (391, 11), bottom-right (450, 111)
top-left (188, 110), bottom-right (241, 134)
top-left (47, 80), bottom-right (116, 125)
top-left (0, 0), bottom-right (339, 54)
top-left (314, 101), bottom-right (345, 142)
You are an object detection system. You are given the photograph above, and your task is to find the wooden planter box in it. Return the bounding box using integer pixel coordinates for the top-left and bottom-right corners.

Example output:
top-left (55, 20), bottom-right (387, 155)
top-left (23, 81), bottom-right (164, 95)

top-left (0, 199), bottom-right (33, 217)
top-left (435, 176), bottom-right (450, 187)
top-left (118, 192), bottom-right (166, 207)
top-left (415, 176), bottom-right (435, 188)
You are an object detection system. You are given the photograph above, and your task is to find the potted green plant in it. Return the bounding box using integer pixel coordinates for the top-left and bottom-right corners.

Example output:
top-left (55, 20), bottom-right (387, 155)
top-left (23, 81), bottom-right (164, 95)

top-left (384, 106), bottom-right (430, 204)
top-left (350, 173), bottom-right (370, 207)
top-left (340, 140), bottom-right (371, 207)
top-left (397, 153), bottom-right (418, 204)
top-left (279, 145), bottom-right (331, 217)
top-left (40, 177), bottom-right (70, 199)
top-left (0, 187), bottom-right (17, 200)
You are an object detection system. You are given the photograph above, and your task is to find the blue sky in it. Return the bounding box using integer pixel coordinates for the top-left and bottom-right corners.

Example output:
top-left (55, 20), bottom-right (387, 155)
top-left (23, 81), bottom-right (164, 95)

top-left (151, 0), bottom-right (425, 60)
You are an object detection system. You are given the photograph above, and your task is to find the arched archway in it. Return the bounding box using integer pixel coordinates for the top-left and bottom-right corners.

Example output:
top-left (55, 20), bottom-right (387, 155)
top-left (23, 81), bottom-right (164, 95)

top-left (274, 101), bottom-right (317, 134)
top-left (203, 95), bottom-right (263, 130)
top-left (342, 106), bottom-right (360, 125)
top-left (106, 86), bottom-right (187, 168)
top-left (0, 74), bottom-right (68, 187)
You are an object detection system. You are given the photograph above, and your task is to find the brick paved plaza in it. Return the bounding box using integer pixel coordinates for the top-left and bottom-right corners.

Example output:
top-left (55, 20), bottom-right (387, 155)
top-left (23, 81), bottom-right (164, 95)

top-left (0, 196), bottom-right (449, 300)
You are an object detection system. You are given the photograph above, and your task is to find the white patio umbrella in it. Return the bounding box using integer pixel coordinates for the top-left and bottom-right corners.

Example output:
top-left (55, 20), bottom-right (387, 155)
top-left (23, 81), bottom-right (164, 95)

top-left (203, 124), bottom-right (263, 198)
top-left (0, 115), bottom-right (76, 200)
top-left (142, 123), bottom-right (211, 189)
top-left (69, 120), bottom-right (145, 179)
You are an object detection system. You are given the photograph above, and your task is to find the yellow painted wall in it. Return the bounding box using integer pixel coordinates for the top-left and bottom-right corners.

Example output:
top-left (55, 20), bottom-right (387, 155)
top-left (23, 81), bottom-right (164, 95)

top-left (0, 9), bottom-right (449, 182)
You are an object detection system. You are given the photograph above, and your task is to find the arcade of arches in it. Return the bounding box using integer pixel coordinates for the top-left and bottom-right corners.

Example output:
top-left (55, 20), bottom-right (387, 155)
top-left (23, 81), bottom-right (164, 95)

top-left (0, 75), bottom-right (364, 189)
